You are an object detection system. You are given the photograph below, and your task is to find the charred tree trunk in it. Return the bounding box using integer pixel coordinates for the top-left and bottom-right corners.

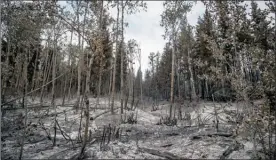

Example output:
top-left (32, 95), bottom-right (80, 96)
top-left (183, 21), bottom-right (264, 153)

top-left (96, 0), bottom-right (104, 109)
top-left (97, 58), bottom-right (103, 109)
top-left (78, 48), bottom-right (93, 159)
top-left (108, 60), bottom-right (113, 108)
top-left (120, 0), bottom-right (125, 119)
top-left (63, 29), bottom-right (73, 104)
top-left (40, 40), bottom-right (51, 105)
top-left (131, 67), bottom-right (135, 109)
top-left (188, 48), bottom-right (196, 101)
top-left (111, 2), bottom-right (120, 114)
top-left (19, 54), bottom-right (28, 160)
top-left (169, 26), bottom-right (176, 120)
top-left (52, 39), bottom-right (57, 147)
top-left (75, 1), bottom-right (82, 110)
top-left (139, 50), bottom-right (143, 109)
top-left (31, 51), bottom-right (39, 98)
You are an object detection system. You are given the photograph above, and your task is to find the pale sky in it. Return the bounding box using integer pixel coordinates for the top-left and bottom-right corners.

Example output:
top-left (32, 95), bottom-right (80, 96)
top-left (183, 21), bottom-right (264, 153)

top-left (121, 1), bottom-right (205, 74)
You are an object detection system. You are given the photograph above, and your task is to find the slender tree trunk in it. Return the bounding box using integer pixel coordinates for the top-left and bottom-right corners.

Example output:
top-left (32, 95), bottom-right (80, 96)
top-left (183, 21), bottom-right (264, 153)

top-left (108, 60), bottom-right (113, 107)
top-left (15, 61), bottom-right (22, 90)
top-left (188, 48), bottom-right (196, 101)
top-left (177, 59), bottom-right (182, 119)
top-left (150, 55), bottom-right (156, 104)
top-left (177, 59), bottom-right (180, 99)
top-left (3, 2), bottom-right (11, 97)
top-left (124, 85), bottom-right (129, 110)
top-left (52, 4), bottom-right (58, 144)
top-left (0, 0), bottom-right (2, 139)
top-left (77, 95), bottom-right (84, 143)
top-left (76, 1), bottom-right (82, 109)
top-left (124, 68), bottom-right (131, 110)
top-left (67, 63), bottom-right (74, 100)
top-left (64, 28), bottom-right (73, 103)
top-left (52, 39), bottom-right (57, 147)
top-left (205, 77), bottom-right (209, 99)
top-left (183, 78), bottom-right (186, 100)
top-left (35, 51), bottom-right (48, 97)
top-left (169, 27), bottom-right (176, 120)
top-left (120, 0), bottom-right (125, 118)
top-left (156, 55), bottom-right (160, 103)
top-left (131, 67), bottom-right (135, 109)
top-left (76, 0), bottom-right (89, 108)
top-left (274, 9), bottom-right (276, 160)
top-left (31, 51), bottom-right (39, 99)
top-left (97, 58), bottom-right (103, 108)
top-left (62, 69), bottom-right (68, 106)
top-left (139, 49), bottom-right (143, 109)
top-left (111, 2), bottom-right (120, 114)
top-left (79, 48), bottom-right (93, 159)
top-left (40, 43), bottom-right (50, 104)
top-left (19, 54), bottom-right (28, 160)
top-left (96, 0), bottom-right (104, 109)
top-left (62, 59), bottom-right (70, 106)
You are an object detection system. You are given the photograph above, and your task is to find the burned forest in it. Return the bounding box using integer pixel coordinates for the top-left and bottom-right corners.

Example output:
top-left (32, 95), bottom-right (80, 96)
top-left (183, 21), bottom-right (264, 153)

top-left (1, 1), bottom-right (276, 159)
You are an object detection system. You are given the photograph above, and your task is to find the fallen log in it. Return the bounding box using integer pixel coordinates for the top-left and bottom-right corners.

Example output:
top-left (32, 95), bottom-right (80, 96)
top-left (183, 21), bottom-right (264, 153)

top-left (89, 107), bottom-right (115, 110)
top-left (191, 132), bottom-right (232, 140)
top-left (26, 137), bottom-right (47, 144)
top-left (90, 107), bottom-right (120, 120)
top-left (35, 145), bottom-right (54, 153)
top-left (55, 119), bottom-right (75, 148)
top-left (2, 103), bottom-right (76, 111)
top-left (47, 147), bottom-right (80, 160)
top-left (166, 133), bottom-right (179, 136)
top-left (40, 108), bottom-right (75, 118)
top-left (138, 147), bottom-right (184, 159)
top-left (220, 141), bottom-right (243, 159)
top-left (2, 105), bottom-right (50, 111)
top-left (161, 143), bottom-right (173, 148)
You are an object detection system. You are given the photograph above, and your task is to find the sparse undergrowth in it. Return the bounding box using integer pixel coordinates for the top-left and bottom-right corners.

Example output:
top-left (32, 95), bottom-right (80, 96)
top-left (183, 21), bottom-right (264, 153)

top-left (1, 98), bottom-right (275, 159)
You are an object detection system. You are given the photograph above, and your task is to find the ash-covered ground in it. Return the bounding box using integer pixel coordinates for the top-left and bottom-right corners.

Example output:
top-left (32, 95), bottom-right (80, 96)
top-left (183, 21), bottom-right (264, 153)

top-left (1, 97), bottom-right (266, 159)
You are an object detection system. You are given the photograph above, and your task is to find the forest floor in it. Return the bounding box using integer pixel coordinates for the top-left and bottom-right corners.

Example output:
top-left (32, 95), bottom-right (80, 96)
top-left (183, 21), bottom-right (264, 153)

top-left (1, 97), bottom-right (263, 159)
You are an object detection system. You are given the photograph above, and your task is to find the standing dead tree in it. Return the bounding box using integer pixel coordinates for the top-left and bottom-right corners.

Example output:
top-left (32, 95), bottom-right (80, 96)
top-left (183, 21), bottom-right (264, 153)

top-left (78, 29), bottom-right (94, 159)
top-left (161, 1), bottom-right (192, 120)
top-left (110, 1), bottom-right (120, 114)
top-left (19, 52), bottom-right (29, 160)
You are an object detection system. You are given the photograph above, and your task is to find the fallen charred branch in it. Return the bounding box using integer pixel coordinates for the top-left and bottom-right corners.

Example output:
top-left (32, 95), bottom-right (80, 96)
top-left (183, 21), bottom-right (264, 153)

top-left (38, 120), bottom-right (53, 143)
top-left (26, 137), bottom-right (47, 144)
top-left (41, 108), bottom-right (75, 118)
top-left (35, 145), bottom-right (54, 153)
top-left (220, 141), bottom-right (243, 159)
top-left (138, 147), bottom-right (184, 159)
top-left (161, 143), bottom-right (173, 148)
top-left (2, 105), bottom-right (50, 111)
top-left (47, 147), bottom-right (79, 160)
top-left (2, 103), bottom-right (75, 111)
top-left (90, 107), bottom-right (120, 121)
top-left (191, 132), bottom-right (233, 140)
top-left (89, 107), bottom-right (115, 110)
top-left (55, 119), bottom-right (75, 147)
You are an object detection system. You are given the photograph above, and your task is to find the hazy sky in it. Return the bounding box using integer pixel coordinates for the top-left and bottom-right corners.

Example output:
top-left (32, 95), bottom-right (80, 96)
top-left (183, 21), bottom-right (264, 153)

top-left (119, 1), bottom-right (205, 74)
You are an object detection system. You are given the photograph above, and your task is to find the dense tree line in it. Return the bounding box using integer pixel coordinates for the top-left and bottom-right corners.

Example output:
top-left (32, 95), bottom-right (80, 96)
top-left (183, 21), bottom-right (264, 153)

top-left (143, 1), bottom-right (276, 104)
top-left (1, 1), bottom-right (145, 105)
